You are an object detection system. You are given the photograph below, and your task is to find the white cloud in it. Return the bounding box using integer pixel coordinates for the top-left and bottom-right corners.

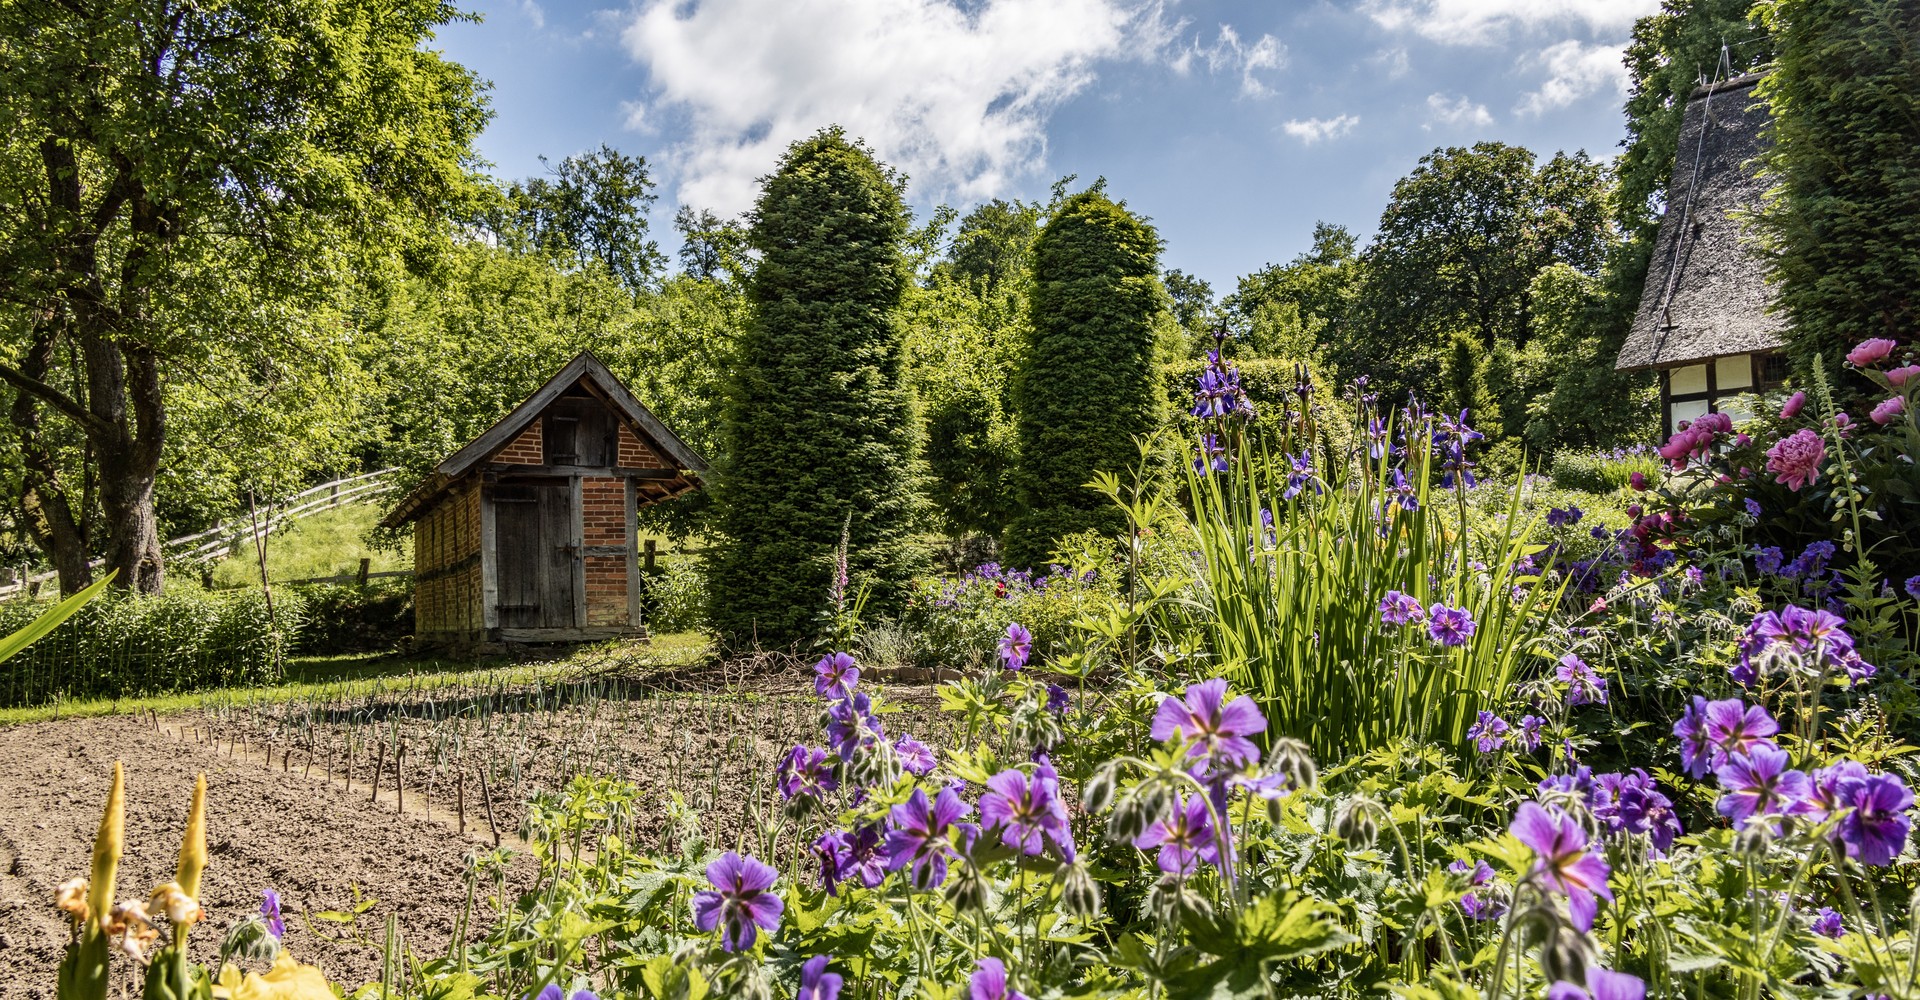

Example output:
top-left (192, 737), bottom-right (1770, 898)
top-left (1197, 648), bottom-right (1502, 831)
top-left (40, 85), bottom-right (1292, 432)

top-left (1173, 25), bottom-right (1287, 97)
top-left (1425, 92), bottom-right (1493, 129)
top-left (1516, 39), bottom-right (1629, 115)
top-left (1362, 0), bottom-right (1659, 46)
top-left (621, 0), bottom-right (1176, 213)
top-left (1281, 114), bottom-right (1360, 144)
top-left (1370, 46), bottom-right (1412, 79)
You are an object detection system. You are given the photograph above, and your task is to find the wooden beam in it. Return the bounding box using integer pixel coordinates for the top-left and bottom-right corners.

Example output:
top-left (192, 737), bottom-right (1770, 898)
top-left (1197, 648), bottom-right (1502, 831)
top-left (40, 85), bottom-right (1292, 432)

top-left (494, 626), bottom-right (646, 643)
top-left (571, 475), bottom-right (586, 629)
top-left (482, 462), bottom-right (686, 480)
top-left (479, 484), bottom-right (499, 630)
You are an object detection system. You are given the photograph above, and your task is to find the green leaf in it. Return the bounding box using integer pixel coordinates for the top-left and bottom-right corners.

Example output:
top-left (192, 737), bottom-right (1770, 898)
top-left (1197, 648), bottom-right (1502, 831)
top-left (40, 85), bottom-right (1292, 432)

top-left (0, 571), bottom-right (113, 665)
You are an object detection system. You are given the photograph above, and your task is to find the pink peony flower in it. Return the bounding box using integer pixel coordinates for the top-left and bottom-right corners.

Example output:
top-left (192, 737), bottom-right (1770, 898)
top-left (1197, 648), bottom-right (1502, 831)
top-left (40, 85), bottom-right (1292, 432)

top-left (1871, 396), bottom-right (1905, 425)
top-left (1629, 471), bottom-right (1648, 491)
top-left (1847, 339), bottom-right (1899, 367)
top-left (1889, 365), bottom-right (1920, 387)
top-left (1766, 429), bottom-right (1826, 491)
top-left (1780, 391), bottom-right (1806, 419)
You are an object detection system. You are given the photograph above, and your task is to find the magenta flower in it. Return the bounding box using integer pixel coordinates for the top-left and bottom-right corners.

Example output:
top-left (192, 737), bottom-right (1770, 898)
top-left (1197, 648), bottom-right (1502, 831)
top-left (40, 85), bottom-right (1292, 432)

top-left (1378, 590), bottom-right (1425, 626)
top-left (1629, 470), bottom-right (1649, 491)
top-left (799, 955), bottom-right (842, 1000)
top-left (779, 745), bottom-right (838, 801)
top-left (1548, 969), bottom-right (1646, 1000)
top-left (1780, 391), bottom-right (1807, 419)
top-left (884, 787), bottom-right (972, 889)
top-left (1468, 711), bottom-right (1510, 753)
top-left (1702, 699), bottom-right (1781, 771)
top-left (969, 957), bottom-right (1029, 1000)
top-left (1426, 604), bottom-right (1476, 646)
top-left (1134, 793), bottom-right (1220, 874)
top-left (999, 622), bottom-right (1033, 670)
top-left (1832, 771), bottom-right (1913, 866)
top-left (1872, 396), bottom-right (1906, 425)
top-left (1716, 745), bottom-right (1815, 826)
top-left (814, 652), bottom-right (859, 699)
top-left (1151, 678), bottom-right (1267, 778)
top-left (1889, 364), bottom-right (1920, 387)
top-left (1511, 801), bottom-right (1613, 931)
top-left (1847, 338), bottom-right (1899, 367)
top-left (1556, 654), bottom-right (1608, 706)
top-left (980, 767), bottom-right (1073, 859)
top-left (894, 735), bottom-right (937, 777)
top-left (1765, 429), bottom-right (1825, 491)
top-left (692, 851), bottom-right (784, 952)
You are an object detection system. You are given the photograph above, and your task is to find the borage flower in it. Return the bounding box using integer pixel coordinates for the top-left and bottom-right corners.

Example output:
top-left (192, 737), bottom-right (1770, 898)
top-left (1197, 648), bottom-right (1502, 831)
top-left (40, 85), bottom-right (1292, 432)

top-left (1151, 678), bottom-right (1267, 779)
top-left (884, 787), bottom-right (972, 889)
top-left (1511, 801), bottom-right (1613, 931)
top-left (691, 851), bottom-right (783, 952)
top-left (814, 652), bottom-right (859, 699)
top-left (1134, 793), bottom-right (1220, 874)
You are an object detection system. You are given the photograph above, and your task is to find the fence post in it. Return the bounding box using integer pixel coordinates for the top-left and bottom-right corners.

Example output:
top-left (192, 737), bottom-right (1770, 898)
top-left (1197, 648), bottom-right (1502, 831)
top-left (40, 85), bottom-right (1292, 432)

top-left (357, 557), bottom-right (371, 588)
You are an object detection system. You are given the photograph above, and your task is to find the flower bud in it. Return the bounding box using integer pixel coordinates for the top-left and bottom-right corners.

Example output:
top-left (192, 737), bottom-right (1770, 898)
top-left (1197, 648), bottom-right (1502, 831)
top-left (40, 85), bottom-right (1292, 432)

top-left (1081, 764), bottom-right (1118, 815)
top-left (1107, 790), bottom-right (1153, 845)
top-left (1057, 861), bottom-right (1101, 919)
top-left (1334, 796), bottom-right (1379, 849)
top-left (1734, 820), bottom-right (1776, 857)
top-left (944, 864), bottom-right (988, 913)
top-left (1267, 738), bottom-right (1318, 791)
top-left (148, 881), bottom-right (202, 928)
top-left (1146, 874), bottom-right (1213, 924)
top-left (1539, 919), bottom-right (1594, 987)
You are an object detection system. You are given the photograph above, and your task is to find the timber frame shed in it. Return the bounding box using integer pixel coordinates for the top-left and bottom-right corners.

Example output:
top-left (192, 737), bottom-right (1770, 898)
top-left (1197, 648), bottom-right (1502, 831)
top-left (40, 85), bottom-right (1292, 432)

top-left (381, 352), bottom-right (705, 647)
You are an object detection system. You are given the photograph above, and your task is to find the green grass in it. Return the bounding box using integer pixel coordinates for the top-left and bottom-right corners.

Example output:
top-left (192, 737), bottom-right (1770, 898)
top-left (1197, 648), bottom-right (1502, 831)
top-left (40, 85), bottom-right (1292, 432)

top-left (0, 630), bottom-right (713, 726)
top-left (207, 503), bottom-right (410, 589)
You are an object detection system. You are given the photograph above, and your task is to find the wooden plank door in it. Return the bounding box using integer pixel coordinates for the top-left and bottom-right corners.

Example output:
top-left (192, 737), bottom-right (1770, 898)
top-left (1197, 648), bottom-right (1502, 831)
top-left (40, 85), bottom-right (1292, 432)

top-left (491, 482), bottom-right (577, 629)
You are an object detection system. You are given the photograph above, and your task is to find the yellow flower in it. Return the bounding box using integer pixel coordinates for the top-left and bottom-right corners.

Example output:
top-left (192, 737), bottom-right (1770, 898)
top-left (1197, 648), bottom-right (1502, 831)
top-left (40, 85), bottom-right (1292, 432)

top-left (213, 952), bottom-right (337, 1000)
top-left (148, 881), bottom-right (203, 928)
top-left (87, 762), bottom-right (124, 933)
top-left (54, 877), bottom-right (89, 924)
top-left (177, 773), bottom-right (208, 899)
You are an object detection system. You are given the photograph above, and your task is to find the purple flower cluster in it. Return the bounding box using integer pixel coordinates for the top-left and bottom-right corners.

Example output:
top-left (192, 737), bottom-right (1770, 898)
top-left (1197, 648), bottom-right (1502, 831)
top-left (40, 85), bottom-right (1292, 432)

top-left (1736, 605), bottom-right (1875, 687)
top-left (1556, 654), bottom-right (1609, 707)
top-left (1592, 769), bottom-right (1683, 854)
top-left (815, 825), bottom-right (887, 894)
top-left (1447, 859), bottom-right (1506, 921)
top-left (1434, 409), bottom-right (1484, 490)
top-left (1192, 350), bottom-right (1257, 422)
top-left (1546, 505), bottom-right (1585, 528)
top-left (1378, 590), bottom-right (1424, 626)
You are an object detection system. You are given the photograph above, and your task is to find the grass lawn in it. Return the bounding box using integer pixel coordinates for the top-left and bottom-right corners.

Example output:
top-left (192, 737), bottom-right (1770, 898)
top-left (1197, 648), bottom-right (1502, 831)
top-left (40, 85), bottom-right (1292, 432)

top-left (205, 502), bottom-right (411, 588)
top-left (0, 630), bottom-right (712, 726)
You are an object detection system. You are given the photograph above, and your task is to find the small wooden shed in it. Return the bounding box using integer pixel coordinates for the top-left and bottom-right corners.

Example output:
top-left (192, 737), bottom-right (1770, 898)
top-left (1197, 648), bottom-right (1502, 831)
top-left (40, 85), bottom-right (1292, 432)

top-left (381, 352), bottom-right (705, 647)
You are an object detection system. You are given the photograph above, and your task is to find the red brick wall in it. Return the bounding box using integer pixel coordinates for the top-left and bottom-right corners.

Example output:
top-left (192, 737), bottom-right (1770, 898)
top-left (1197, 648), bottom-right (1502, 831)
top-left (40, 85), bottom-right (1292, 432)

top-left (414, 482), bottom-right (482, 634)
top-left (582, 476), bottom-right (629, 626)
top-left (617, 425), bottom-right (666, 469)
top-left (495, 423), bottom-right (543, 465)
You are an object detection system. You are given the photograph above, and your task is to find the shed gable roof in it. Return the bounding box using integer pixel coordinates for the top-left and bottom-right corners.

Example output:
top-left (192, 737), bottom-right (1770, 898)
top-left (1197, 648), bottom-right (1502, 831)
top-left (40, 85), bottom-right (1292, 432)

top-left (1616, 73), bottom-right (1789, 372)
top-left (382, 352), bottom-right (706, 527)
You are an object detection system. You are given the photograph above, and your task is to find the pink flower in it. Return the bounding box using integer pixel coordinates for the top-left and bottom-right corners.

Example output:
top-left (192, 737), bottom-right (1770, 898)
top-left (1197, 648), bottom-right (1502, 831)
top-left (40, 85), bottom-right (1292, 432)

top-left (1629, 471), bottom-right (1648, 491)
top-left (1889, 365), bottom-right (1920, 387)
top-left (1872, 396), bottom-right (1906, 425)
top-left (1765, 429), bottom-right (1825, 491)
top-left (1780, 391), bottom-right (1806, 419)
top-left (1847, 338), bottom-right (1899, 367)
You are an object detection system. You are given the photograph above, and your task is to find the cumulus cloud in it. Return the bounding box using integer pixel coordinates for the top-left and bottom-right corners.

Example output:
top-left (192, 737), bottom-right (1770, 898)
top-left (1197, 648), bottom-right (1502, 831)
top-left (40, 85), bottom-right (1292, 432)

top-left (1172, 24), bottom-right (1287, 97)
top-left (1425, 92), bottom-right (1493, 129)
top-left (1516, 39), bottom-right (1630, 115)
top-left (1362, 0), bottom-right (1659, 46)
top-left (621, 0), bottom-right (1178, 213)
top-left (1281, 114), bottom-right (1360, 144)
top-left (1370, 46), bottom-right (1412, 79)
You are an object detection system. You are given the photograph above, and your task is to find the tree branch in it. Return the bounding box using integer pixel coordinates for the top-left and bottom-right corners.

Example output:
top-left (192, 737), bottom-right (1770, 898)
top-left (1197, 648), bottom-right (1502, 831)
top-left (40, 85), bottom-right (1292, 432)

top-left (0, 359), bottom-right (115, 439)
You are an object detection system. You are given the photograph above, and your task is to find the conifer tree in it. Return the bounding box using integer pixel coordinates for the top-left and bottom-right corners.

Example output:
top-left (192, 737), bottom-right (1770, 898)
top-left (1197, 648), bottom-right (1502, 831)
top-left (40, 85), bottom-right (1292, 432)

top-left (1004, 191), bottom-right (1165, 567)
top-left (708, 128), bottom-right (923, 649)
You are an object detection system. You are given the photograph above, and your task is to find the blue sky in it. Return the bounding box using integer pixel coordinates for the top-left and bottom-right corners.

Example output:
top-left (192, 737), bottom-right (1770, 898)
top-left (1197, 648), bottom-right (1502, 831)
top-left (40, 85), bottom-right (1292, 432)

top-left (435, 0), bottom-right (1660, 293)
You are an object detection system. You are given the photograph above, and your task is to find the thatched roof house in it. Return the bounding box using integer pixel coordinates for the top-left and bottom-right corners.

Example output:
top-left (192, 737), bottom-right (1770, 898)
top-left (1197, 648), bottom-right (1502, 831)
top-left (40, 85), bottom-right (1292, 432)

top-left (1616, 72), bottom-right (1788, 435)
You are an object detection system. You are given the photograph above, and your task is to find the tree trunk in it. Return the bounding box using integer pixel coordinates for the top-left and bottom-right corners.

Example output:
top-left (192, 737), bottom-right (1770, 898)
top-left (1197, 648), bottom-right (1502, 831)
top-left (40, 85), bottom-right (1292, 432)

top-left (6, 329), bottom-right (94, 594)
top-left (83, 335), bottom-right (165, 594)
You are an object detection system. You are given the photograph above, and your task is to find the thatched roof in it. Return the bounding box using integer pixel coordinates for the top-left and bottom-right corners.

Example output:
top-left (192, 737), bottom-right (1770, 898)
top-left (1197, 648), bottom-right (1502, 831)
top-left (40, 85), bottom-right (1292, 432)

top-left (1616, 73), bottom-right (1787, 372)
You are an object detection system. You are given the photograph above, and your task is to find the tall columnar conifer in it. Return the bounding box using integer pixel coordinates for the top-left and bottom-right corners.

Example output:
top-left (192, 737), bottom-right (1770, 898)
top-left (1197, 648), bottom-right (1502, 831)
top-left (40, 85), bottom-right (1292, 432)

top-left (1757, 0), bottom-right (1920, 399)
top-left (1004, 191), bottom-right (1166, 567)
top-left (708, 128), bottom-right (923, 650)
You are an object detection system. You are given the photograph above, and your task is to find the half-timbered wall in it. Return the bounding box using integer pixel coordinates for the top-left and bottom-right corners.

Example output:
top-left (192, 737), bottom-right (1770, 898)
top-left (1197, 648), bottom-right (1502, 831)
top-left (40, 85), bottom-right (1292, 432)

top-left (581, 476), bottom-right (630, 626)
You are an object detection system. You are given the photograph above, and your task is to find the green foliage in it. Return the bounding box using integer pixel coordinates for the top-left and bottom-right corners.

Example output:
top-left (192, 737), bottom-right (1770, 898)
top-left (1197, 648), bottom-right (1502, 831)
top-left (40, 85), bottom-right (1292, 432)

top-left (289, 582), bottom-right (410, 655)
top-left (1005, 190), bottom-right (1168, 567)
top-left (642, 556), bottom-right (709, 635)
top-left (708, 128), bottom-right (924, 649)
top-left (487, 144), bottom-right (666, 290)
top-left (0, 586), bottom-right (301, 708)
top-left (1222, 222), bottom-right (1363, 362)
top-left (903, 274), bottom-right (1023, 537)
top-left (1757, 0), bottom-right (1920, 401)
top-left (1520, 264), bottom-right (1661, 452)
top-left (1548, 447), bottom-right (1662, 495)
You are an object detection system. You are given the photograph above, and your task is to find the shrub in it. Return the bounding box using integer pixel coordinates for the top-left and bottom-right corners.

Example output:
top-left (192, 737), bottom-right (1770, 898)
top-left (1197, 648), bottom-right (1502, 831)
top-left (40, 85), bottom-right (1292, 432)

top-left (289, 582), bottom-right (410, 655)
top-left (1549, 444), bottom-right (1658, 494)
top-left (0, 586), bottom-right (301, 708)
top-left (643, 557), bottom-right (709, 634)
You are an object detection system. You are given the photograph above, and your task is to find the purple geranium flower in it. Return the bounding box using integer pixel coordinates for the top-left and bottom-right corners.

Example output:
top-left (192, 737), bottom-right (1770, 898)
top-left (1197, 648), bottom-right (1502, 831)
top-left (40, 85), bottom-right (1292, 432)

top-left (1379, 590), bottom-right (1425, 626)
top-left (825, 692), bottom-right (885, 761)
top-left (885, 787), bottom-right (972, 889)
top-left (1674, 697), bottom-right (1714, 779)
top-left (814, 652), bottom-right (859, 699)
top-left (999, 623), bottom-right (1033, 670)
top-left (1447, 859), bottom-right (1505, 921)
top-left (1832, 771), bottom-right (1914, 866)
top-left (692, 851), bottom-right (783, 952)
top-left (1716, 745), bottom-right (1815, 827)
top-left (1906, 575), bottom-right (1920, 600)
top-left (1516, 715), bottom-right (1545, 752)
top-left (779, 745), bottom-right (838, 801)
top-left (1812, 907), bottom-right (1844, 938)
top-left (1702, 699), bottom-right (1781, 772)
top-left (815, 824), bottom-right (887, 894)
top-left (969, 957), bottom-right (1029, 1000)
top-left (894, 735), bottom-right (937, 777)
top-left (260, 888), bottom-right (284, 940)
top-left (1592, 769), bottom-right (1683, 854)
top-left (1548, 969), bottom-right (1645, 1000)
top-left (800, 955), bottom-right (842, 1000)
top-left (1151, 678), bottom-right (1267, 779)
top-left (1556, 654), bottom-right (1607, 707)
top-left (1511, 801), bottom-right (1614, 931)
top-left (1426, 604), bottom-right (1476, 646)
top-left (980, 767), bottom-right (1074, 859)
top-left (1468, 711), bottom-right (1510, 753)
top-left (1134, 793), bottom-right (1220, 874)
top-left (1045, 683), bottom-right (1071, 716)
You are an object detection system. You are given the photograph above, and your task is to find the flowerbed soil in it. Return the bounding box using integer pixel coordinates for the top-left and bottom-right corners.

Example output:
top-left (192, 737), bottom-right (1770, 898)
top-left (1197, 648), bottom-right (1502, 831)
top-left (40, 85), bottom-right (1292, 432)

top-left (0, 677), bottom-right (944, 996)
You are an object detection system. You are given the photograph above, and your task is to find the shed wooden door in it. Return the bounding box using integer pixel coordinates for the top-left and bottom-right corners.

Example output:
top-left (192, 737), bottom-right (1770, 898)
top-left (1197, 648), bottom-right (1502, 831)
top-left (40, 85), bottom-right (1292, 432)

top-left (492, 483), bottom-right (577, 629)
